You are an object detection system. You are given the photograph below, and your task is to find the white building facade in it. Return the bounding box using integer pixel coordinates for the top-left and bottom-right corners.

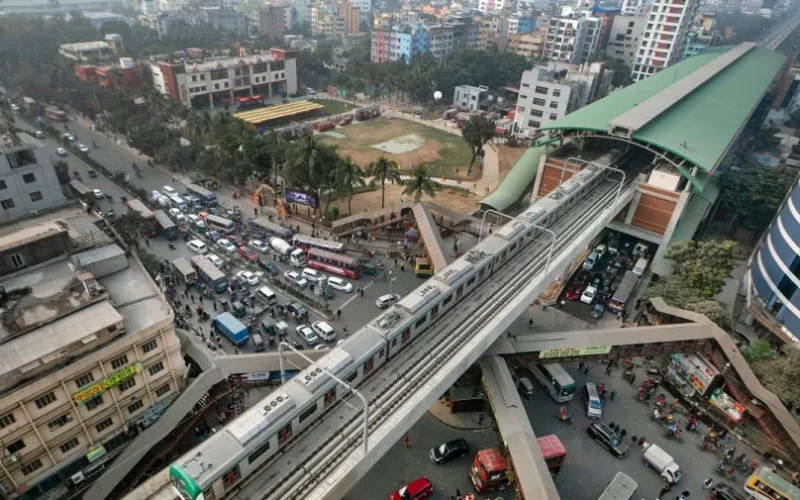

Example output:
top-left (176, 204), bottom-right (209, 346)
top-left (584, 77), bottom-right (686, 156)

top-left (631, 0), bottom-right (698, 81)
top-left (543, 11), bottom-right (601, 64)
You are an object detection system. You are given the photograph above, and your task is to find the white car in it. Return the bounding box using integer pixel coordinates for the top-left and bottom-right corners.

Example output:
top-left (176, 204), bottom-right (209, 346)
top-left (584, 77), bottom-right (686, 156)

top-left (92, 188), bottom-right (104, 199)
top-left (163, 186), bottom-right (177, 196)
top-left (217, 238), bottom-right (236, 254)
top-left (311, 321), bottom-right (336, 342)
top-left (56, 147), bottom-right (67, 156)
top-left (188, 214), bottom-right (206, 228)
top-left (284, 270), bottom-right (308, 288)
top-left (151, 190), bottom-right (162, 202)
top-left (376, 293), bottom-right (401, 309)
top-left (62, 133), bottom-right (75, 142)
top-left (237, 270), bottom-right (259, 286)
top-left (77, 143), bottom-right (89, 153)
top-left (206, 254), bottom-right (225, 268)
top-left (296, 324), bottom-right (320, 346)
top-left (169, 208), bottom-right (185, 222)
top-left (34, 130), bottom-right (44, 138)
top-left (327, 277), bottom-right (353, 293)
top-left (248, 239), bottom-right (269, 253)
top-left (580, 286), bottom-right (597, 304)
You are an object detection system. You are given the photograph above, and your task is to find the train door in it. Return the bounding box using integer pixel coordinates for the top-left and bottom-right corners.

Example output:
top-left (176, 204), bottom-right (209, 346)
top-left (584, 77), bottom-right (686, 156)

top-left (223, 465), bottom-right (242, 492)
top-left (279, 423), bottom-right (293, 445)
top-left (364, 359), bottom-right (375, 377)
top-left (479, 268), bottom-right (485, 281)
top-left (401, 328), bottom-right (411, 347)
top-left (457, 285), bottom-right (464, 301)
top-left (324, 388), bottom-right (336, 409)
top-left (431, 305), bottom-right (439, 321)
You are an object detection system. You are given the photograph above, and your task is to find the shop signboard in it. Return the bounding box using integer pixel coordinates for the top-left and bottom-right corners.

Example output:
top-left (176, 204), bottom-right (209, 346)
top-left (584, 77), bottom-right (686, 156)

top-left (73, 362), bottom-right (142, 404)
top-left (539, 345), bottom-right (612, 359)
top-left (709, 388), bottom-right (745, 422)
top-left (669, 353), bottom-right (719, 396)
top-left (86, 445), bottom-right (107, 463)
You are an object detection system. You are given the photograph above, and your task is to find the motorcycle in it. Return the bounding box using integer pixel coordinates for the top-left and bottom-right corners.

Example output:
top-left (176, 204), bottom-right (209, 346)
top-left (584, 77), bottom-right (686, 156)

top-left (697, 440), bottom-right (718, 454)
top-left (663, 425), bottom-right (683, 443)
top-left (715, 463), bottom-right (737, 481)
top-left (168, 242), bottom-right (176, 250)
top-left (556, 407), bottom-right (573, 425)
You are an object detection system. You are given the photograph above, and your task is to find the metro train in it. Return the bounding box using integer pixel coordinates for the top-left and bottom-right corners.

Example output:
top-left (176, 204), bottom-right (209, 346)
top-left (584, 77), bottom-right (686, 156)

top-left (168, 147), bottom-right (627, 500)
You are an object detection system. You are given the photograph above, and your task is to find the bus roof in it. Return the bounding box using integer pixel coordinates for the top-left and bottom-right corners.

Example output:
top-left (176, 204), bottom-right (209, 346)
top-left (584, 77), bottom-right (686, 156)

top-left (612, 271), bottom-right (639, 304)
top-left (205, 214), bottom-right (233, 224)
top-left (154, 210), bottom-right (175, 228)
top-left (68, 180), bottom-right (91, 193)
top-left (598, 472), bottom-right (638, 500)
top-left (172, 258), bottom-right (193, 274)
top-left (190, 255), bottom-right (226, 280)
top-left (127, 199), bottom-right (154, 218)
top-left (309, 247), bottom-right (359, 264)
top-left (750, 467), bottom-right (800, 498)
top-left (543, 363), bottom-right (575, 385)
top-left (186, 183), bottom-right (213, 196)
top-left (536, 434), bottom-right (566, 460)
top-left (476, 448), bottom-right (508, 473)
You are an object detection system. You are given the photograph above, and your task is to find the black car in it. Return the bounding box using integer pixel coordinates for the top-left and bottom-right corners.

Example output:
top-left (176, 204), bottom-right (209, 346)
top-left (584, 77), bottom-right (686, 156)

top-left (586, 422), bottom-right (628, 458)
top-left (258, 259), bottom-right (279, 276)
top-left (429, 439), bottom-right (469, 464)
top-left (709, 483), bottom-right (747, 500)
top-left (287, 302), bottom-right (308, 321)
top-left (591, 302), bottom-right (606, 319)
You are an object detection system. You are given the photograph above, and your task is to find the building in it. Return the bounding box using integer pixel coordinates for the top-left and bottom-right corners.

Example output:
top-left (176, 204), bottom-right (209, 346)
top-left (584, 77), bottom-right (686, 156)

top-left (0, 134), bottom-right (67, 222)
top-left (58, 41), bottom-right (114, 62)
top-left (543, 11), bottom-right (601, 64)
top-left (591, 5), bottom-right (620, 51)
top-left (371, 25), bottom-right (429, 63)
top-left (0, 0), bottom-right (124, 15)
top-left (151, 48), bottom-right (298, 109)
top-left (507, 30), bottom-right (547, 60)
top-left (606, 15), bottom-right (647, 67)
top-left (479, 0), bottom-right (513, 13)
top-left (426, 20), bottom-right (480, 59)
top-left (631, 0), bottom-right (699, 82)
top-left (338, 1), bottom-right (361, 34)
top-left (0, 210), bottom-right (183, 500)
top-left (292, 0), bottom-right (311, 24)
top-left (350, 0), bottom-right (371, 21)
top-left (621, 0), bottom-right (650, 15)
top-left (683, 11), bottom-right (720, 58)
top-left (138, 13), bottom-right (178, 38)
top-left (251, 5), bottom-right (288, 38)
top-left (81, 11), bottom-right (133, 29)
top-left (157, 0), bottom-right (191, 11)
top-left (748, 176), bottom-right (800, 345)
top-left (193, 7), bottom-right (249, 36)
top-left (74, 58), bottom-right (143, 90)
top-left (454, 85), bottom-right (491, 111)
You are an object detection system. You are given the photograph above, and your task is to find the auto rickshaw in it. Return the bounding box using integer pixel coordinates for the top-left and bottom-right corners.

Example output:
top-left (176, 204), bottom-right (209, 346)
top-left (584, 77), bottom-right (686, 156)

top-left (362, 262), bottom-right (377, 276)
top-left (276, 320), bottom-right (288, 339)
top-left (232, 301), bottom-right (246, 318)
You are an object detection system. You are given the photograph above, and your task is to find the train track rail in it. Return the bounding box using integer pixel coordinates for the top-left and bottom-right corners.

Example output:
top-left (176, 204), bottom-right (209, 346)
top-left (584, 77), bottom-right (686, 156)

top-left (239, 155), bottom-right (648, 500)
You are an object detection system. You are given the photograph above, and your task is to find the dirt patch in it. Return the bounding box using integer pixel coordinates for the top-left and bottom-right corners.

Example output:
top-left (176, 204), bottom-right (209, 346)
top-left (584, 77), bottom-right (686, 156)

top-left (341, 139), bottom-right (447, 175)
top-left (372, 134), bottom-right (426, 154)
top-left (497, 145), bottom-right (528, 183)
top-left (328, 183), bottom-right (478, 216)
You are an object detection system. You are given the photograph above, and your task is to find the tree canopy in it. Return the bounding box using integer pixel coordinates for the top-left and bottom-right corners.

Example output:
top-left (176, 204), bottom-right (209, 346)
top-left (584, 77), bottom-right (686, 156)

top-left (719, 160), bottom-right (797, 232)
top-left (754, 347), bottom-right (800, 409)
top-left (461, 115), bottom-right (495, 173)
top-left (663, 240), bottom-right (739, 297)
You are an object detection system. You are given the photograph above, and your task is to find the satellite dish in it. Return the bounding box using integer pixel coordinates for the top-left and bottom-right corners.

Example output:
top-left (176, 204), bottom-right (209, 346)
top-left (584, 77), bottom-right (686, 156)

top-left (434, 90), bottom-right (443, 101)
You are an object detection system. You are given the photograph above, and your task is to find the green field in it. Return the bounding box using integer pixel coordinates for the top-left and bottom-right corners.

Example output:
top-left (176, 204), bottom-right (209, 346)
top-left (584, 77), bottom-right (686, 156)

top-left (310, 98), bottom-right (356, 117)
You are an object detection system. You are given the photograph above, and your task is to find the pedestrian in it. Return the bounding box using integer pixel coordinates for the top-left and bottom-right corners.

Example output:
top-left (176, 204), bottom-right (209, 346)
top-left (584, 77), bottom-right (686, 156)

top-left (605, 363), bottom-right (612, 375)
top-left (659, 485), bottom-right (671, 497)
top-left (336, 309), bottom-right (342, 319)
top-left (613, 424), bottom-right (621, 433)
top-left (609, 421), bottom-right (615, 429)
top-left (638, 436), bottom-right (646, 447)
top-left (620, 429), bottom-right (627, 439)
top-left (360, 289), bottom-right (364, 297)
top-left (145, 238), bottom-right (150, 247)
top-left (680, 489), bottom-right (690, 498)
top-left (455, 489), bottom-right (461, 498)
top-left (528, 318), bottom-right (533, 329)
top-left (213, 300), bottom-right (217, 311)
top-left (394, 258), bottom-right (398, 267)
top-left (344, 324), bottom-right (349, 334)
top-left (190, 294), bottom-right (195, 304)
top-left (234, 347), bottom-right (239, 354)
top-left (583, 366), bottom-right (589, 376)
top-left (402, 435), bottom-right (410, 448)
top-left (702, 478), bottom-right (713, 489)
top-left (579, 361), bottom-right (585, 370)
top-left (631, 435), bottom-right (637, 443)
top-left (477, 414), bottom-right (484, 425)
top-left (400, 262), bottom-right (405, 272)
top-left (610, 390), bottom-right (617, 401)
top-left (559, 299), bottom-right (565, 308)
top-left (199, 295), bottom-right (203, 305)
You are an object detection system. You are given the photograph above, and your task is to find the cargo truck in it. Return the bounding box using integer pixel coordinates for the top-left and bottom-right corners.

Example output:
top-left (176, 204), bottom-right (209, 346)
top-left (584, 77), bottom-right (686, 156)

top-left (643, 443), bottom-right (682, 484)
top-left (213, 312), bottom-right (249, 346)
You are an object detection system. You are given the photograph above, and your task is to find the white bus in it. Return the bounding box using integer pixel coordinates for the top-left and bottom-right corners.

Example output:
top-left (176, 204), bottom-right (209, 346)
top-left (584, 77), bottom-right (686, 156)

top-left (205, 214), bottom-right (235, 233)
top-left (530, 362), bottom-right (576, 403)
top-left (598, 472), bottom-right (638, 500)
top-left (169, 195), bottom-right (187, 212)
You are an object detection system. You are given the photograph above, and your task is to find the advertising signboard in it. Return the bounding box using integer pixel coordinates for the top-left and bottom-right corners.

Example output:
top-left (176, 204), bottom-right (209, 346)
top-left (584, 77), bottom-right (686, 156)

top-left (73, 362), bottom-right (142, 404)
top-left (539, 346), bottom-right (612, 359)
top-left (670, 353), bottom-right (719, 395)
top-left (286, 189), bottom-right (319, 208)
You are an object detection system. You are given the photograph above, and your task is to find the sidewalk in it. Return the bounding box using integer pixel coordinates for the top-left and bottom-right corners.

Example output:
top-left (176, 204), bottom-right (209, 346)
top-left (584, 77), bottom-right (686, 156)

top-left (428, 398), bottom-right (494, 431)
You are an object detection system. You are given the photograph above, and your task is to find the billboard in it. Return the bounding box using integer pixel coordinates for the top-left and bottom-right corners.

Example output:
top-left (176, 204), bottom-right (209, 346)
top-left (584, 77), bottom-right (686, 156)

top-left (539, 345), bottom-right (612, 359)
top-left (286, 189), bottom-right (318, 208)
top-left (669, 353), bottom-right (719, 395)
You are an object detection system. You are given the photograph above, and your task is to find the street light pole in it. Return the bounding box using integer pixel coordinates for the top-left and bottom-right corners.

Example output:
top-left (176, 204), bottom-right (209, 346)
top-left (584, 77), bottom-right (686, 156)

top-left (278, 341), bottom-right (370, 455)
top-left (389, 269), bottom-right (393, 296)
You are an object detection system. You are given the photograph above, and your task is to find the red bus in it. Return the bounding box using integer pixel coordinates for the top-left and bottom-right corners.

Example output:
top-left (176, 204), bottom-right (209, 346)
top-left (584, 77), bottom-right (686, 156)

top-left (126, 199), bottom-right (157, 237)
top-left (43, 105), bottom-right (66, 123)
top-left (292, 234), bottom-right (345, 254)
top-left (307, 248), bottom-right (361, 279)
top-left (537, 434), bottom-right (567, 475)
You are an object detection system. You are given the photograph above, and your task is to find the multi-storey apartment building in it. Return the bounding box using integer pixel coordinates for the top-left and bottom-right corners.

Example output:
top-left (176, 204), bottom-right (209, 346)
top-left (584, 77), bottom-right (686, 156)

top-left (543, 10), bottom-right (601, 64)
top-left (631, 0), bottom-right (698, 81)
top-left (337, 1), bottom-right (360, 34)
top-left (151, 48), bottom-right (298, 109)
top-left (621, 0), bottom-right (651, 15)
top-left (479, 0), bottom-right (514, 13)
top-left (371, 24), bottom-right (430, 62)
top-left (0, 134), bottom-right (67, 223)
top-left (251, 5), bottom-right (288, 38)
top-left (606, 15), bottom-right (647, 67)
top-left (507, 29), bottom-right (548, 60)
top-left (0, 212), bottom-right (182, 500)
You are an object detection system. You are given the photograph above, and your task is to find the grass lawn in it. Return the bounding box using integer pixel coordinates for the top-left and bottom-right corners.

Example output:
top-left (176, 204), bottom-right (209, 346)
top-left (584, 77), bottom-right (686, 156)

top-left (321, 118), bottom-right (478, 180)
top-left (310, 98), bottom-right (357, 118)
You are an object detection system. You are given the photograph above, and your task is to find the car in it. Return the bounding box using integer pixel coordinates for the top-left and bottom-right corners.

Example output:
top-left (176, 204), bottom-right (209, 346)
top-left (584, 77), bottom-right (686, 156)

top-left (565, 285), bottom-right (581, 301)
top-left (376, 293), bottom-right (401, 309)
top-left (301, 268), bottom-right (326, 284)
top-left (287, 302), bottom-right (308, 321)
top-left (258, 259), bottom-right (279, 276)
top-left (586, 421), bottom-right (628, 458)
top-left (77, 143), bottom-right (89, 153)
top-left (296, 324), bottom-right (320, 346)
top-left (226, 234), bottom-right (243, 247)
top-left (591, 302), bottom-right (606, 319)
top-left (152, 190), bottom-right (162, 202)
top-left (428, 438), bottom-right (469, 464)
top-left (327, 277), bottom-right (353, 293)
top-left (169, 208), bottom-right (185, 222)
top-left (206, 254), bottom-right (225, 269)
top-left (217, 238), bottom-right (236, 254)
top-left (248, 239), bottom-right (269, 253)
top-left (56, 147), bottom-right (67, 156)
top-left (389, 477), bottom-right (433, 500)
top-left (284, 270), bottom-right (308, 288)
top-left (162, 186), bottom-right (177, 196)
top-left (188, 214), bottom-right (206, 228)
top-left (187, 239), bottom-right (208, 254)
top-left (238, 246), bottom-right (259, 262)
top-left (306, 87), bottom-right (316, 95)
top-left (87, 169), bottom-right (97, 178)
top-left (311, 321), bottom-right (336, 342)
top-left (580, 285), bottom-right (597, 304)
top-left (236, 270), bottom-right (259, 286)
top-left (62, 133), bottom-right (74, 142)
top-left (34, 130), bottom-right (44, 138)
top-left (92, 188), bottom-right (104, 199)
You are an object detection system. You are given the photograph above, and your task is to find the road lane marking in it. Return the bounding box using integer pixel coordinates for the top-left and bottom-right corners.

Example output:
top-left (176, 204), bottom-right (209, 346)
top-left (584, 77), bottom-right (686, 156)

top-left (339, 282), bottom-right (373, 310)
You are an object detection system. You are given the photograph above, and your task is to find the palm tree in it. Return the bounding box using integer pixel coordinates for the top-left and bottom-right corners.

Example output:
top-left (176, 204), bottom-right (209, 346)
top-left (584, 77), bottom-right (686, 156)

top-left (186, 109), bottom-right (212, 144)
top-left (402, 165), bottom-right (439, 202)
top-left (366, 156), bottom-right (401, 209)
top-left (290, 135), bottom-right (331, 215)
top-left (334, 155), bottom-right (365, 215)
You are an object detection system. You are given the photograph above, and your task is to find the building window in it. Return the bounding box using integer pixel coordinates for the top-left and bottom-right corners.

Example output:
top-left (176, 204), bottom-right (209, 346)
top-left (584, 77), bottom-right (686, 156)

top-left (10, 253), bottom-right (24, 268)
top-left (0, 412), bottom-right (16, 429)
top-left (141, 339), bottom-right (158, 353)
top-left (7, 150), bottom-right (35, 169)
top-left (110, 354), bottom-right (129, 370)
top-left (34, 392), bottom-right (57, 409)
top-left (0, 180), bottom-right (6, 190)
top-left (155, 383), bottom-right (171, 397)
top-left (531, 109), bottom-right (543, 118)
top-left (21, 459), bottom-right (42, 476)
top-left (48, 413), bottom-right (72, 431)
top-left (528, 120), bottom-right (541, 128)
top-left (519, 94), bottom-right (528, 100)
top-left (60, 438), bottom-right (79, 453)
top-left (127, 400), bottom-right (144, 414)
top-left (550, 114), bottom-right (558, 120)
top-left (85, 395), bottom-right (103, 411)
top-left (1, 198), bottom-right (15, 210)
top-left (191, 75), bottom-right (197, 82)
top-left (95, 418), bottom-right (113, 433)
top-left (148, 361), bottom-right (164, 376)
top-left (118, 378), bottom-right (136, 393)
top-left (549, 101), bottom-right (559, 109)
top-left (22, 173), bottom-right (36, 184)
top-left (29, 191), bottom-right (43, 202)
top-left (532, 98), bottom-right (546, 106)
top-left (210, 69), bottom-right (227, 80)
top-left (552, 89), bottom-right (561, 97)
top-left (74, 372), bottom-right (95, 389)
top-left (6, 439), bottom-right (25, 454)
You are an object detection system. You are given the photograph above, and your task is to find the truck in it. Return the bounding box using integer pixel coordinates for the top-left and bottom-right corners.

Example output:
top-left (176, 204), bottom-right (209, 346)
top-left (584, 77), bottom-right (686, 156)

top-left (642, 443), bottom-right (682, 484)
top-left (270, 237), bottom-right (294, 256)
top-left (607, 270), bottom-right (639, 315)
top-left (212, 312), bottom-right (249, 347)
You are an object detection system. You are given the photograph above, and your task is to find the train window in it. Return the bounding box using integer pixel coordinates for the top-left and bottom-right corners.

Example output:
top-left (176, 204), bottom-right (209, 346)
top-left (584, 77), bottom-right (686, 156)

top-left (502, 250), bottom-right (508, 259)
top-left (510, 242), bottom-right (517, 252)
top-left (345, 371), bottom-right (357, 383)
top-left (278, 423), bottom-right (293, 445)
top-left (479, 269), bottom-right (485, 280)
top-left (299, 402), bottom-right (318, 424)
top-left (457, 285), bottom-right (463, 299)
top-left (248, 439), bottom-right (271, 464)
top-left (467, 277), bottom-right (476, 287)
top-left (379, 348), bottom-right (385, 358)
top-left (415, 316), bottom-right (427, 328)
top-left (443, 295), bottom-right (453, 306)
top-left (391, 338), bottom-right (398, 347)
top-left (324, 388), bottom-right (336, 408)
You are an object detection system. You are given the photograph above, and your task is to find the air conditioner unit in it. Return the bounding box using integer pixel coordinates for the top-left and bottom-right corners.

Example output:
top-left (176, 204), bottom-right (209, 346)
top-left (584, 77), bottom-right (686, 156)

top-left (2, 454), bottom-right (19, 467)
top-left (29, 210), bottom-right (38, 217)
